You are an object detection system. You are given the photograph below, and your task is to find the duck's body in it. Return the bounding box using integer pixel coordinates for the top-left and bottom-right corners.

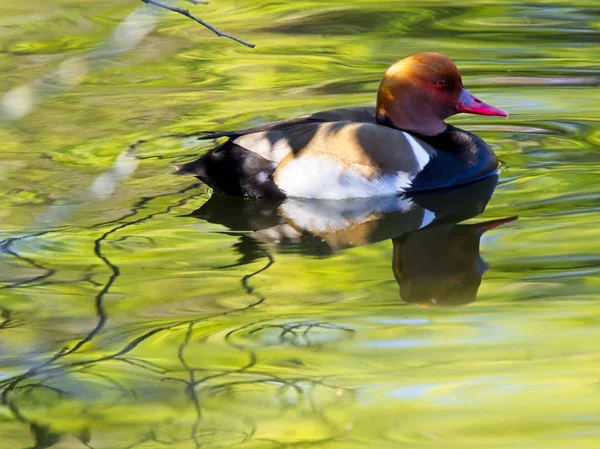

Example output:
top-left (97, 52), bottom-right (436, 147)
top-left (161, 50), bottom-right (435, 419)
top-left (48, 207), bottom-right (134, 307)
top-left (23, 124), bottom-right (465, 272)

top-left (176, 53), bottom-right (508, 198)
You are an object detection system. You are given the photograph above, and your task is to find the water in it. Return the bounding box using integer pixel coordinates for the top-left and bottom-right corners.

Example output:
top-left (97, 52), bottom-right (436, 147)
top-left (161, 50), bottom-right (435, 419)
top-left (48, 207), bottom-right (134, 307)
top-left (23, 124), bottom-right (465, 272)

top-left (1, 1), bottom-right (600, 448)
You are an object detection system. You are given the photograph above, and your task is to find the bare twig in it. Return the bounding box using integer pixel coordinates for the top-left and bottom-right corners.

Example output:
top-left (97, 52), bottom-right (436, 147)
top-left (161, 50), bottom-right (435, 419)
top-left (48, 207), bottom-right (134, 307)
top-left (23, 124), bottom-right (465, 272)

top-left (141, 0), bottom-right (255, 48)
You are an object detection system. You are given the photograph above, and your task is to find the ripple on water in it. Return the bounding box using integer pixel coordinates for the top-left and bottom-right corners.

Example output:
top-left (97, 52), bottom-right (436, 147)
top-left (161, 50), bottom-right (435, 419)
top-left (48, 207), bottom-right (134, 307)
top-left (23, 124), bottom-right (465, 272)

top-left (2, 0), bottom-right (600, 448)
top-left (225, 320), bottom-right (356, 349)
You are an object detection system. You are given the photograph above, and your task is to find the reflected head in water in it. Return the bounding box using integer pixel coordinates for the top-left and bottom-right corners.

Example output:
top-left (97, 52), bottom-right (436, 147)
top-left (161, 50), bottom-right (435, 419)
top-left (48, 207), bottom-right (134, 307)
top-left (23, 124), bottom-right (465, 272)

top-left (189, 175), bottom-right (517, 307)
top-left (393, 216), bottom-right (517, 307)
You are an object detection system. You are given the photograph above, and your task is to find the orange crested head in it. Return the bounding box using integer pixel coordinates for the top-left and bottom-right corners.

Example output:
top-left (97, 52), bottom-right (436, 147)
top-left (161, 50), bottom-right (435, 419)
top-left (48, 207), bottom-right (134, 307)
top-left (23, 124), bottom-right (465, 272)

top-left (376, 53), bottom-right (508, 135)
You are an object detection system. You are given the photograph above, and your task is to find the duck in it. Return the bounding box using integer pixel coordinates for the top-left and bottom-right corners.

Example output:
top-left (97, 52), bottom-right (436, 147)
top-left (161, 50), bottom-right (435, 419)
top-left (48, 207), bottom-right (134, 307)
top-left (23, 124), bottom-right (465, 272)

top-left (175, 52), bottom-right (508, 199)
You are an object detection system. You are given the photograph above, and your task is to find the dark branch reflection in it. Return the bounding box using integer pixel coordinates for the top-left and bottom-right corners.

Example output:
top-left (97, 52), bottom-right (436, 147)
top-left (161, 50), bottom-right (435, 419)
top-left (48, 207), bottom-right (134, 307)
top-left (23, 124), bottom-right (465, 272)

top-left (0, 181), bottom-right (351, 447)
top-left (0, 176), bottom-right (515, 447)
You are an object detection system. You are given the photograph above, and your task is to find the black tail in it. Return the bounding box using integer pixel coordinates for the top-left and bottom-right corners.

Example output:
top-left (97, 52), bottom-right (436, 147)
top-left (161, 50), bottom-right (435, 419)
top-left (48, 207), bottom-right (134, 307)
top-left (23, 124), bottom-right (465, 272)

top-left (174, 142), bottom-right (285, 198)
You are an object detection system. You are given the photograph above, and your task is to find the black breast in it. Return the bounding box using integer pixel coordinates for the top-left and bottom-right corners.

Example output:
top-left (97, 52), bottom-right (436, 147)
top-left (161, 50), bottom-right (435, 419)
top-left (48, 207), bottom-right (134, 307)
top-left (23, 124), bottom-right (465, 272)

top-left (409, 125), bottom-right (499, 192)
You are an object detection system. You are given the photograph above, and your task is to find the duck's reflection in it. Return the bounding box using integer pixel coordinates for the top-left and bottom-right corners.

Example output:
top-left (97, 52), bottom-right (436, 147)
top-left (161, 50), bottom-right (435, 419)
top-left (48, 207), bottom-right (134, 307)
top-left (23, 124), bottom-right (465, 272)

top-left (191, 175), bottom-right (516, 306)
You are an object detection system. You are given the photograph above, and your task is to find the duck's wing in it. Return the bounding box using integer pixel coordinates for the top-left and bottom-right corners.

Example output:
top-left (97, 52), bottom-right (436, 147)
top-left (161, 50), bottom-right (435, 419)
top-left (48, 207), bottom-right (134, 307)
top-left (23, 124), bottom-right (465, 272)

top-left (230, 117), bottom-right (435, 174)
top-left (196, 106), bottom-right (435, 172)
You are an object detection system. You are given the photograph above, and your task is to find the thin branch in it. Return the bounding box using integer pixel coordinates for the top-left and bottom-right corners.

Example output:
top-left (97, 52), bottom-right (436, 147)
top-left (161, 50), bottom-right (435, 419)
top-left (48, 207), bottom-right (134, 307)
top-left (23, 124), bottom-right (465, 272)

top-left (141, 0), bottom-right (255, 48)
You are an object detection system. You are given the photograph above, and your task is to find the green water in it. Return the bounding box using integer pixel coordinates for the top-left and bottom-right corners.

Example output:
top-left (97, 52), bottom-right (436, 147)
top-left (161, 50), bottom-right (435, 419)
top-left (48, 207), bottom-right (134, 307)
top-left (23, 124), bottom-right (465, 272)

top-left (2, 1), bottom-right (600, 448)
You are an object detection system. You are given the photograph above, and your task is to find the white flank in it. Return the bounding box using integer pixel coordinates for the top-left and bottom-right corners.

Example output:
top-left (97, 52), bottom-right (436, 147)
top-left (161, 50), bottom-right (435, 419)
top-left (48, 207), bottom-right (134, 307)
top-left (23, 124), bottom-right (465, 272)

top-left (403, 132), bottom-right (431, 170)
top-left (276, 156), bottom-right (413, 199)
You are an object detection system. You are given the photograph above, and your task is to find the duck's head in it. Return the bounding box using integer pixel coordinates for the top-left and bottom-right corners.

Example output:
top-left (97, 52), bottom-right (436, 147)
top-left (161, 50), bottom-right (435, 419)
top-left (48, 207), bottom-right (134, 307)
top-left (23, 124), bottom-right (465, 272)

top-left (376, 53), bottom-right (508, 135)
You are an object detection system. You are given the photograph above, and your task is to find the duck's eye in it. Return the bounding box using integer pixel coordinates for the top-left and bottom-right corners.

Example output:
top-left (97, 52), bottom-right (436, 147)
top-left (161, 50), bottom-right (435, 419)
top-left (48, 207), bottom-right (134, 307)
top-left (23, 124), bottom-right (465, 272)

top-left (435, 78), bottom-right (447, 88)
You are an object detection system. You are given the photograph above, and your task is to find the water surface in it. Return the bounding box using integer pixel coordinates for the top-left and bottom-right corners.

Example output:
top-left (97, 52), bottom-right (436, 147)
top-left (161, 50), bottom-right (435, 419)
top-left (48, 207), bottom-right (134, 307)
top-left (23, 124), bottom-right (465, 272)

top-left (1, 1), bottom-right (600, 448)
